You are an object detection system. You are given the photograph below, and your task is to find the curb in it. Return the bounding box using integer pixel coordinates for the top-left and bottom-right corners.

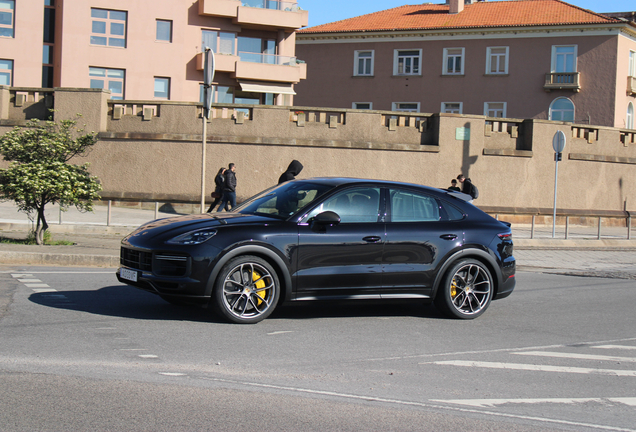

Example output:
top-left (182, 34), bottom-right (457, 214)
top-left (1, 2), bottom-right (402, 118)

top-left (0, 251), bottom-right (119, 268)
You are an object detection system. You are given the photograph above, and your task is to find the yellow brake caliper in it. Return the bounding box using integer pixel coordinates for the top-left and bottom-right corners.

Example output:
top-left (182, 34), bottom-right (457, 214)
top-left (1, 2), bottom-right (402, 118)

top-left (252, 271), bottom-right (266, 306)
top-left (450, 277), bottom-right (458, 299)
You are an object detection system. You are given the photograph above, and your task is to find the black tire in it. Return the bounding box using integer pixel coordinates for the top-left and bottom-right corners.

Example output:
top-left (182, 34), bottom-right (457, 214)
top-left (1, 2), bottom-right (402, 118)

top-left (213, 255), bottom-right (280, 324)
top-left (434, 259), bottom-right (493, 319)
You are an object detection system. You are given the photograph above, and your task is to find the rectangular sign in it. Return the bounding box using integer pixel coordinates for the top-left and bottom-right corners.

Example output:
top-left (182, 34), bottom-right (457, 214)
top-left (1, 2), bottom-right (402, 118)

top-left (456, 127), bottom-right (470, 141)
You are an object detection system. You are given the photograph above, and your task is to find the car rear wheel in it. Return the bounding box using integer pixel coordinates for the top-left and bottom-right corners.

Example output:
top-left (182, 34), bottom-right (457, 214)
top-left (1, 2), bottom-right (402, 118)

top-left (435, 259), bottom-right (492, 319)
top-left (214, 255), bottom-right (280, 324)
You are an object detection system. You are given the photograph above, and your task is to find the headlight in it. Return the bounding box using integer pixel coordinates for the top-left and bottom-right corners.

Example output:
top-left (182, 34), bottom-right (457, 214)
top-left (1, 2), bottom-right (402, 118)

top-left (166, 229), bottom-right (217, 245)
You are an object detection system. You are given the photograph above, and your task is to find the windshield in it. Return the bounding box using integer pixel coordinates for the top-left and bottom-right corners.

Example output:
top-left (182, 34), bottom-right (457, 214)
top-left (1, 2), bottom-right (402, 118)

top-left (234, 181), bottom-right (334, 219)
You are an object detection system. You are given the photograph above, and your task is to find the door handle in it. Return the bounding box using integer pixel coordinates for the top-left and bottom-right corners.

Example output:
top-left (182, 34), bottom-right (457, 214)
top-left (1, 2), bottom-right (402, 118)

top-left (362, 236), bottom-right (382, 243)
top-left (440, 234), bottom-right (458, 241)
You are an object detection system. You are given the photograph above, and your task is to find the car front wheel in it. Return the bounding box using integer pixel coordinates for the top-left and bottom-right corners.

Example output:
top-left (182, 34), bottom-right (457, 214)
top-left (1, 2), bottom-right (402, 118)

top-left (214, 255), bottom-right (280, 324)
top-left (435, 259), bottom-right (492, 319)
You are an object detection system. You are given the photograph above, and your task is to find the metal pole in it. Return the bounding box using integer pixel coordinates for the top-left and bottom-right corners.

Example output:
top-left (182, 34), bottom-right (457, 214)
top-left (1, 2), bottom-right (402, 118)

top-left (58, 205), bottom-right (62, 225)
top-left (107, 200), bottom-right (112, 226)
top-left (597, 216), bottom-right (602, 239)
top-left (531, 215), bottom-right (535, 239)
top-left (201, 116), bottom-right (207, 214)
top-left (552, 156), bottom-right (559, 238)
top-left (565, 216), bottom-right (569, 239)
top-left (155, 201), bottom-right (159, 220)
top-left (628, 216), bottom-right (632, 240)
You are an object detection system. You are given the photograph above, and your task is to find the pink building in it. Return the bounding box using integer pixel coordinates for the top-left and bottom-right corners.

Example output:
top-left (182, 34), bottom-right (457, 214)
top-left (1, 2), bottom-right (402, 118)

top-left (294, 0), bottom-right (636, 129)
top-left (0, 0), bottom-right (308, 105)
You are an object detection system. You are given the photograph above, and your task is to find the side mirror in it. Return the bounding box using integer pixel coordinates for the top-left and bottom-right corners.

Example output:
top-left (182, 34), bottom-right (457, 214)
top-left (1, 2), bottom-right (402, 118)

top-left (309, 211), bottom-right (340, 232)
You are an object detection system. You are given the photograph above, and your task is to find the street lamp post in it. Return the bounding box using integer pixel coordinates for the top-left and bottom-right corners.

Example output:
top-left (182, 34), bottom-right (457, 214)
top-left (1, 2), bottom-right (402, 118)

top-left (201, 47), bottom-right (215, 213)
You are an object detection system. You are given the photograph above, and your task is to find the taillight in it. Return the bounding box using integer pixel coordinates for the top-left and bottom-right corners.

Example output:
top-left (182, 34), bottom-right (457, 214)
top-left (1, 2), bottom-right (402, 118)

top-left (498, 232), bottom-right (512, 240)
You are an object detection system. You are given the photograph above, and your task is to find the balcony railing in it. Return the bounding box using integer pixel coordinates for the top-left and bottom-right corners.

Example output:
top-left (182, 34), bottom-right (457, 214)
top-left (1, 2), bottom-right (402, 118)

top-left (628, 76), bottom-right (636, 96)
top-left (544, 72), bottom-right (581, 92)
top-left (238, 51), bottom-right (298, 66)
top-left (241, 0), bottom-right (300, 11)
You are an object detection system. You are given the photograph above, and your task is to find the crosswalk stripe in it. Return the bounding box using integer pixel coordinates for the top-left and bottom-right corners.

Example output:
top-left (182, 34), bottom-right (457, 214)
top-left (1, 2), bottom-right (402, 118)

top-left (25, 283), bottom-right (50, 288)
top-left (514, 351), bottom-right (636, 363)
top-left (425, 360), bottom-right (636, 377)
top-left (11, 274), bottom-right (33, 278)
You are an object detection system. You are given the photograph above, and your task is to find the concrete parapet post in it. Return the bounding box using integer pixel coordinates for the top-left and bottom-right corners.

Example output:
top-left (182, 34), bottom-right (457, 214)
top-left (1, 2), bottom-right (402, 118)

top-left (53, 88), bottom-right (109, 132)
top-left (0, 85), bottom-right (10, 120)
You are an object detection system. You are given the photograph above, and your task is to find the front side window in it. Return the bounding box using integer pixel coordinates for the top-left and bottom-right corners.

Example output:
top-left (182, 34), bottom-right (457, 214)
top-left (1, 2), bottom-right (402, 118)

top-left (392, 102), bottom-right (419, 112)
top-left (305, 187), bottom-right (381, 224)
top-left (551, 45), bottom-right (577, 73)
top-left (353, 102), bottom-right (372, 110)
top-left (394, 49), bottom-right (421, 75)
top-left (0, 58), bottom-right (12, 85)
top-left (0, 0), bottom-right (14, 38)
top-left (238, 181), bottom-right (334, 219)
top-left (442, 102), bottom-right (462, 114)
top-left (91, 9), bottom-right (127, 47)
top-left (628, 102), bottom-right (634, 130)
top-left (154, 77), bottom-right (170, 99)
top-left (390, 189), bottom-right (440, 222)
top-left (486, 46), bottom-right (508, 74)
top-left (484, 102), bottom-right (506, 118)
top-left (630, 51), bottom-right (635, 77)
top-left (89, 66), bottom-right (125, 99)
top-left (156, 19), bottom-right (172, 42)
top-left (354, 50), bottom-right (374, 76)
top-left (549, 97), bottom-right (575, 122)
top-left (443, 47), bottom-right (464, 75)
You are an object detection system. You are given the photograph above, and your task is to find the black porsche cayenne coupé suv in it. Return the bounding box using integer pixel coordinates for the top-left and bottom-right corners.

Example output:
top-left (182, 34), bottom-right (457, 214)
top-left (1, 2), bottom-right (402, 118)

top-left (117, 178), bottom-right (515, 323)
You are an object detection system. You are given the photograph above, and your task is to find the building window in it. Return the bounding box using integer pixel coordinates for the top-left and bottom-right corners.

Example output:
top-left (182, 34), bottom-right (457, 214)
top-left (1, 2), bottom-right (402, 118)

top-left (89, 67), bottom-right (125, 99)
top-left (551, 45), bottom-right (577, 72)
top-left (394, 49), bottom-right (421, 76)
top-left (628, 103), bottom-right (634, 130)
top-left (202, 30), bottom-right (235, 55)
top-left (484, 102), bottom-right (506, 118)
top-left (0, 0), bottom-right (14, 37)
top-left (354, 50), bottom-right (374, 76)
top-left (0, 58), bottom-right (12, 85)
top-left (486, 46), bottom-right (508, 74)
top-left (549, 97), bottom-right (574, 122)
top-left (442, 102), bottom-right (462, 114)
top-left (392, 102), bottom-right (420, 112)
top-left (443, 48), bottom-right (464, 75)
top-left (629, 51), bottom-right (635, 77)
top-left (200, 85), bottom-right (235, 104)
top-left (90, 9), bottom-right (127, 48)
top-left (154, 77), bottom-right (170, 99)
top-left (156, 19), bottom-right (172, 43)
top-left (238, 36), bottom-right (276, 64)
top-left (353, 102), bottom-right (372, 109)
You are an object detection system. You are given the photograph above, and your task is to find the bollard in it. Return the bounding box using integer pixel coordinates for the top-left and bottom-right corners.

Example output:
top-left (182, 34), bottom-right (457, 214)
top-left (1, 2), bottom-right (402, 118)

top-left (629, 216), bottom-right (632, 240)
top-left (155, 202), bottom-right (159, 220)
top-left (530, 215), bottom-right (535, 239)
top-left (58, 205), bottom-right (62, 225)
top-left (565, 216), bottom-right (569, 239)
top-left (597, 216), bottom-right (602, 240)
top-left (107, 200), bottom-right (112, 226)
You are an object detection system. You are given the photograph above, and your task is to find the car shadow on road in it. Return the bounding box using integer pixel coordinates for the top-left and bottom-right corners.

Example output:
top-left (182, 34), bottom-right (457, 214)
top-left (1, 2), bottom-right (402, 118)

top-left (28, 285), bottom-right (448, 322)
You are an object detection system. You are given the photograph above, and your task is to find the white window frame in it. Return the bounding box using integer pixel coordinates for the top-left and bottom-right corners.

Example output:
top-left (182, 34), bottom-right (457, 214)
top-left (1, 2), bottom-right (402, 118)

top-left (549, 97), bottom-right (575, 122)
top-left (89, 66), bottom-right (125, 100)
top-left (353, 102), bottom-right (373, 110)
top-left (443, 47), bottom-right (465, 75)
top-left (392, 102), bottom-right (420, 112)
top-left (551, 45), bottom-right (577, 73)
top-left (0, 0), bottom-right (15, 38)
top-left (629, 50), bottom-right (636, 77)
top-left (0, 58), bottom-right (13, 86)
top-left (393, 49), bottom-right (422, 76)
top-left (442, 102), bottom-right (463, 114)
top-left (486, 46), bottom-right (508, 75)
top-left (154, 77), bottom-right (170, 100)
top-left (90, 8), bottom-right (127, 48)
top-left (484, 102), bottom-right (506, 118)
top-left (354, 50), bottom-right (374, 76)
top-left (628, 102), bottom-right (634, 130)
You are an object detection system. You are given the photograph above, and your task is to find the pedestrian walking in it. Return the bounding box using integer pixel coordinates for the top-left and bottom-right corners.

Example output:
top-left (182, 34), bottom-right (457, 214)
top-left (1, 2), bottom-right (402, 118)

top-left (457, 174), bottom-right (479, 201)
top-left (278, 160), bottom-right (303, 184)
top-left (207, 167), bottom-right (226, 212)
top-left (448, 179), bottom-right (461, 191)
top-left (217, 163), bottom-right (237, 211)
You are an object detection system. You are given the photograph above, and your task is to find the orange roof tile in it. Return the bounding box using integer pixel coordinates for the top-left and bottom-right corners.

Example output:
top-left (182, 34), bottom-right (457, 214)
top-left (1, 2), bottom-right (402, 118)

top-left (298, 0), bottom-right (619, 34)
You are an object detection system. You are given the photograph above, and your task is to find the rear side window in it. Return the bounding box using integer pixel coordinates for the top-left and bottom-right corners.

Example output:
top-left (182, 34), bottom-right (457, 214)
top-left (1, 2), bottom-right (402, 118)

top-left (390, 189), bottom-right (440, 222)
top-left (440, 200), bottom-right (465, 221)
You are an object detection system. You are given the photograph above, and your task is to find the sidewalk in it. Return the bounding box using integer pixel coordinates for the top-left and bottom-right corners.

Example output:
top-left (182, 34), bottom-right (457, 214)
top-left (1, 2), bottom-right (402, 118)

top-left (1, 201), bottom-right (636, 277)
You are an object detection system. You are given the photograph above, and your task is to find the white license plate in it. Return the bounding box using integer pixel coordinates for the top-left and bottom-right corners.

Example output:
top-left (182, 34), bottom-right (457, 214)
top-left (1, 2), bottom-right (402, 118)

top-left (120, 268), bottom-right (138, 282)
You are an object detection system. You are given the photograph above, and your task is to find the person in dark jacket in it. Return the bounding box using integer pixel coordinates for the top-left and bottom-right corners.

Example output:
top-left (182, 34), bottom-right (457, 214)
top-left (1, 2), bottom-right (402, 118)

top-left (217, 163), bottom-right (237, 211)
top-left (278, 160), bottom-right (303, 184)
top-left (207, 167), bottom-right (226, 212)
top-left (457, 174), bottom-right (477, 201)
top-left (448, 179), bottom-right (461, 192)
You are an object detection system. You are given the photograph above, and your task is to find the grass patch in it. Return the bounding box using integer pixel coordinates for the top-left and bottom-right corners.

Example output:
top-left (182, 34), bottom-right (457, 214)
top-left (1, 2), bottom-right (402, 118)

top-left (0, 231), bottom-right (75, 246)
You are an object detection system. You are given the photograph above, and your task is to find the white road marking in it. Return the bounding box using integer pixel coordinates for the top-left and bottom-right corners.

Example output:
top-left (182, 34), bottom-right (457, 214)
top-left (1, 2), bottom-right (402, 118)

top-left (11, 274), bottom-right (33, 278)
top-left (267, 331), bottom-right (294, 335)
top-left (514, 351), bottom-right (636, 363)
top-left (159, 372), bottom-right (186, 377)
top-left (18, 279), bottom-right (42, 283)
top-left (430, 397), bottom-right (636, 408)
top-left (138, 354), bottom-right (159, 359)
top-left (424, 360), bottom-right (636, 377)
top-left (25, 284), bottom-right (50, 288)
top-left (594, 345), bottom-right (636, 351)
top-left (117, 349), bottom-right (147, 351)
top-left (32, 288), bottom-right (57, 293)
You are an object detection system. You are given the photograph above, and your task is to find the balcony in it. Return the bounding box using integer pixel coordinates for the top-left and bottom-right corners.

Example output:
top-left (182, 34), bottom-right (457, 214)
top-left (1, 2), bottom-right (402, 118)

top-left (628, 76), bottom-right (636, 96)
top-left (199, 0), bottom-right (308, 30)
top-left (196, 51), bottom-right (307, 83)
top-left (544, 72), bottom-right (581, 92)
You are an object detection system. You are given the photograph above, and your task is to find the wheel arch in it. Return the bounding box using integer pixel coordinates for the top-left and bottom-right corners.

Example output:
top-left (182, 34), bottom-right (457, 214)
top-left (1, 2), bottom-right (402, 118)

top-left (204, 244), bottom-right (293, 302)
top-left (431, 248), bottom-right (502, 300)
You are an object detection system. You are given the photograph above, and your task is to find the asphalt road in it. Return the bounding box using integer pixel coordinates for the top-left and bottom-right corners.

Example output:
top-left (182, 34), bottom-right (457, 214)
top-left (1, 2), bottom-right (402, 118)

top-left (1, 267), bottom-right (635, 432)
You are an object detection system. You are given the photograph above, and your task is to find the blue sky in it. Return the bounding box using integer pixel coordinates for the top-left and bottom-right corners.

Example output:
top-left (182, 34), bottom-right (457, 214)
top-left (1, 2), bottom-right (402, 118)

top-left (297, 0), bottom-right (635, 28)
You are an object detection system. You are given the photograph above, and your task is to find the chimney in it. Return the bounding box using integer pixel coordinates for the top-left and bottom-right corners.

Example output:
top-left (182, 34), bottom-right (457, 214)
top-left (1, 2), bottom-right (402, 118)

top-left (449, 0), bottom-right (464, 14)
